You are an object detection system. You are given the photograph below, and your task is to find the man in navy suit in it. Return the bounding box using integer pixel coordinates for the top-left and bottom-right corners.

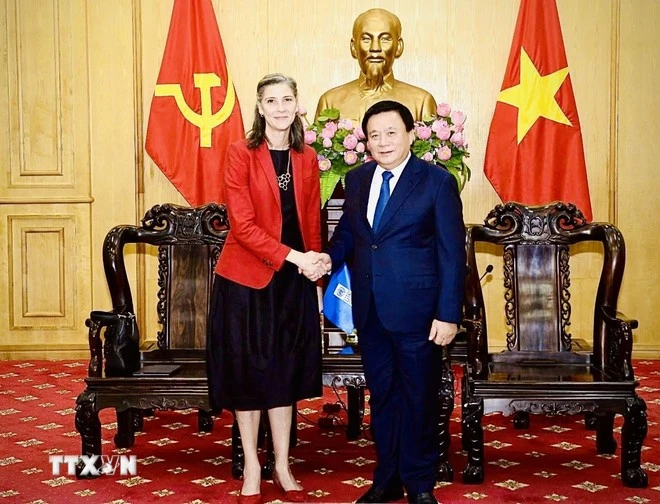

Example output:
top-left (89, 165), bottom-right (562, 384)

top-left (319, 101), bottom-right (466, 504)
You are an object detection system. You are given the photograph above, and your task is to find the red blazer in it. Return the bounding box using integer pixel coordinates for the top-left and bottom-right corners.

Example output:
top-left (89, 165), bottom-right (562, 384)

top-left (215, 140), bottom-right (322, 289)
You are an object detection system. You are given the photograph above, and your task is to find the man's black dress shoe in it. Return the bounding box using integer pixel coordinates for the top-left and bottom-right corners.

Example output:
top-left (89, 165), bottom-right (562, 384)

top-left (355, 485), bottom-right (405, 503)
top-left (407, 492), bottom-right (438, 504)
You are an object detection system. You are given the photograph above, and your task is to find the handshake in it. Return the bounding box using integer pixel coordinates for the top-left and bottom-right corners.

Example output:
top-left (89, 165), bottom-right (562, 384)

top-left (294, 251), bottom-right (332, 282)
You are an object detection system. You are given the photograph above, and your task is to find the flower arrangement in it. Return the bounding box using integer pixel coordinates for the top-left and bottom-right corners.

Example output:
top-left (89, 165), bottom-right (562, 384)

top-left (302, 108), bottom-right (369, 206)
top-left (302, 104), bottom-right (471, 207)
top-left (411, 103), bottom-right (471, 195)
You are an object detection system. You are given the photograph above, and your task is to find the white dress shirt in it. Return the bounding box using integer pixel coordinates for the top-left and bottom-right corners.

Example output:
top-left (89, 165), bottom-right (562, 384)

top-left (367, 153), bottom-right (411, 227)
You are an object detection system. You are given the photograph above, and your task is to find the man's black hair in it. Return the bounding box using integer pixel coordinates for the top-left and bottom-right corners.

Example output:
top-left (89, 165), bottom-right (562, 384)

top-left (361, 100), bottom-right (415, 135)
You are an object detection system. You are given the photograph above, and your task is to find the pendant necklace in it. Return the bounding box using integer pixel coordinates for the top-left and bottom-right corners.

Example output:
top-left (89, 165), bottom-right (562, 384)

top-left (277, 151), bottom-right (291, 191)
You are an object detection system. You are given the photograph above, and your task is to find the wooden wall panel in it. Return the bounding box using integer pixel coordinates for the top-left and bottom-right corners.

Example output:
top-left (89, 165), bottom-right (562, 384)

top-left (86, 0), bottom-right (137, 322)
top-left (213, 0), bottom-right (268, 130)
top-left (617, 0), bottom-right (660, 355)
top-left (11, 219), bottom-right (68, 323)
top-left (0, 0), bottom-right (92, 359)
top-left (0, 205), bottom-right (91, 358)
top-left (0, 0), bottom-right (89, 201)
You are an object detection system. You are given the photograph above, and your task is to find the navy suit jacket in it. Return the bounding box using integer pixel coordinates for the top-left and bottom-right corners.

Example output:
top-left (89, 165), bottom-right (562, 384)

top-left (327, 154), bottom-right (466, 334)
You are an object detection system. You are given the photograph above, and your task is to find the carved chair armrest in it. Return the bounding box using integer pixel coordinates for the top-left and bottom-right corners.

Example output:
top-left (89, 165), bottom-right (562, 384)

top-left (462, 311), bottom-right (487, 378)
top-left (84, 310), bottom-right (139, 378)
top-left (84, 311), bottom-right (113, 378)
top-left (601, 306), bottom-right (638, 329)
top-left (600, 306), bottom-right (637, 380)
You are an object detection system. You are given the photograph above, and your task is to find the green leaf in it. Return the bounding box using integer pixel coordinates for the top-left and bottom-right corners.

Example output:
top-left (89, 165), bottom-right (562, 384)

top-left (443, 157), bottom-right (461, 170)
top-left (411, 140), bottom-right (432, 158)
top-left (444, 166), bottom-right (463, 193)
top-left (318, 108), bottom-right (340, 121)
top-left (320, 170), bottom-right (341, 207)
top-left (334, 129), bottom-right (349, 141)
top-left (332, 142), bottom-right (345, 153)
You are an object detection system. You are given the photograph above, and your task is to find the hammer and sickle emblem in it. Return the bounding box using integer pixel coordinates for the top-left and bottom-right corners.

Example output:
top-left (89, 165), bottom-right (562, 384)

top-left (154, 72), bottom-right (236, 148)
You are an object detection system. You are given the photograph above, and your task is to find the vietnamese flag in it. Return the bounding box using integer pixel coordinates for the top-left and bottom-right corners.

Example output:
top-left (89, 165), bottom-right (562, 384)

top-left (145, 0), bottom-right (244, 206)
top-left (484, 0), bottom-right (592, 221)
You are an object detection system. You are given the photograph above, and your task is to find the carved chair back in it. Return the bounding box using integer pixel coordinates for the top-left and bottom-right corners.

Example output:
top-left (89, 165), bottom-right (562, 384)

top-left (464, 202), bottom-right (627, 376)
top-left (102, 203), bottom-right (228, 353)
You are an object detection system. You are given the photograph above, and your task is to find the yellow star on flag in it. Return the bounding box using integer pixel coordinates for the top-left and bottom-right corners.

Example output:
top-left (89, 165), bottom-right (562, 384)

top-left (498, 47), bottom-right (572, 143)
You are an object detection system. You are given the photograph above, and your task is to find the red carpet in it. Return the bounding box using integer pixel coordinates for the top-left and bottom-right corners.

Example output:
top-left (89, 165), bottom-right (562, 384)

top-left (0, 359), bottom-right (658, 503)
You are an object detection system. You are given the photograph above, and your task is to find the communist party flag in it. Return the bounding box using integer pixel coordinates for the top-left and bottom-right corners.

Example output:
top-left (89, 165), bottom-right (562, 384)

top-left (484, 0), bottom-right (593, 221)
top-left (145, 0), bottom-right (244, 206)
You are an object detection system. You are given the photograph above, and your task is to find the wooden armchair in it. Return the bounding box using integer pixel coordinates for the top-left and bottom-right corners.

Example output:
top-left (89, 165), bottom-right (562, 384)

top-left (75, 203), bottom-right (282, 479)
top-left (461, 202), bottom-right (648, 488)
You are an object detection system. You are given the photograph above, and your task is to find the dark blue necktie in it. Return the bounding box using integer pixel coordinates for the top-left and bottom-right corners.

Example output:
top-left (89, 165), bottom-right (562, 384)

top-left (372, 171), bottom-right (394, 232)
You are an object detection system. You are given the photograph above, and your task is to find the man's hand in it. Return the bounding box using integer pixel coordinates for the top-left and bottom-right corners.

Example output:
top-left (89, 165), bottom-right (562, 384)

top-left (428, 320), bottom-right (458, 346)
top-left (318, 253), bottom-right (332, 273)
top-left (295, 251), bottom-right (332, 282)
top-left (296, 251), bottom-right (325, 281)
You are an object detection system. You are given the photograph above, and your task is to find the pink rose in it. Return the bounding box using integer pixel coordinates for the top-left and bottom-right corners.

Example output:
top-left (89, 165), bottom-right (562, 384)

top-left (431, 119), bottom-right (448, 134)
top-left (344, 151), bottom-right (358, 165)
top-left (438, 146), bottom-right (452, 161)
top-left (320, 126), bottom-right (335, 140)
top-left (338, 119), bottom-right (354, 131)
top-left (304, 130), bottom-right (317, 144)
top-left (421, 152), bottom-right (434, 162)
top-left (436, 103), bottom-right (452, 117)
top-left (297, 105), bottom-right (307, 116)
top-left (364, 155), bottom-right (373, 163)
top-left (318, 158), bottom-right (332, 171)
top-left (356, 142), bottom-right (366, 153)
top-left (450, 110), bottom-right (466, 127)
top-left (322, 137), bottom-right (332, 148)
top-left (354, 126), bottom-right (366, 140)
top-left (415, 125), bottom-right (432, 140)
top-left (343, 134), bottom-right (358, 150)
top-left (450, 131), bottom-right (465, 147)
top-left (437, 126), bottom-right (452, 141)
top-left (325, 121), bottom-right (338, 135)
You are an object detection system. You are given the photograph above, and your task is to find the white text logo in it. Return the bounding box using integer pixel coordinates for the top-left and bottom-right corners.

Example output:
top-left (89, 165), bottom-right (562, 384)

top-left (49, 455), bottom-right (137, 476)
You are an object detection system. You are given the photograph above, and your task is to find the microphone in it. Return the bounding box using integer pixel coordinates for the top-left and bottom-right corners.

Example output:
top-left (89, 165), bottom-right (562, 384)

top-left (479, 264), bottom-right (494, 283)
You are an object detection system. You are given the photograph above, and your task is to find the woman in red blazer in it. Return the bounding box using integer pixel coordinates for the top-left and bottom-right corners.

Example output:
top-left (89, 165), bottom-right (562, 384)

top-left (207, 74), bottom-right (327, 503)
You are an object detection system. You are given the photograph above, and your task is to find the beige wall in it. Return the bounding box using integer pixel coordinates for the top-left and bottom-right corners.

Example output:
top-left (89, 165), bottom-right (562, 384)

top-left (0, 0), bottom-right (658, 359)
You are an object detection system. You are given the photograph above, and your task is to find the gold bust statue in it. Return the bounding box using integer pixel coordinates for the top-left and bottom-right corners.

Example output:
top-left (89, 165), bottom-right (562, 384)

top-left (315, 8), bottom-right (437, 123)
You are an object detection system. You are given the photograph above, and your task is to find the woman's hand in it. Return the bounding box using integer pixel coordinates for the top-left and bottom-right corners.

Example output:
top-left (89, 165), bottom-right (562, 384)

top-left (299, 251), bottom-right (330, 281)
top-left (286, 250), bottom-right (330, 281)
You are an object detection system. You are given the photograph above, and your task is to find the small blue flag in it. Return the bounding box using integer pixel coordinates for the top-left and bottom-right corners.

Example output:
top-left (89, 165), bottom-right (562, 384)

top-left (323, 263), bottom-right (355, 335)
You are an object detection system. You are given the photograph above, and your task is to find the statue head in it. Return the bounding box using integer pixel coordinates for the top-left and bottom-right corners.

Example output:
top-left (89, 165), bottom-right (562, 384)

top-left (315, 8), bottom-right (436, 123)
top-left (350, 9), bottom-right (404, 88)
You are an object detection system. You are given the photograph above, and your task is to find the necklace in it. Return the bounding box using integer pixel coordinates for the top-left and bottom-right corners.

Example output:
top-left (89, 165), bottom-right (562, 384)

top-left (277, 151), bottom-right (291, 191)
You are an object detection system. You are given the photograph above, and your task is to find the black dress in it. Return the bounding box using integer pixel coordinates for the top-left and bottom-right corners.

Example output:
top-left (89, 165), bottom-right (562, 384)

top-left (207, 149), bottom-right (322, 411)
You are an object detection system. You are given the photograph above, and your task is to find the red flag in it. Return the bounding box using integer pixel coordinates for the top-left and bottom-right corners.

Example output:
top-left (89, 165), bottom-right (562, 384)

top-left (145, 0), bottom-right (244, 206)
top-left (484, 0), bottom-right (592, 221)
